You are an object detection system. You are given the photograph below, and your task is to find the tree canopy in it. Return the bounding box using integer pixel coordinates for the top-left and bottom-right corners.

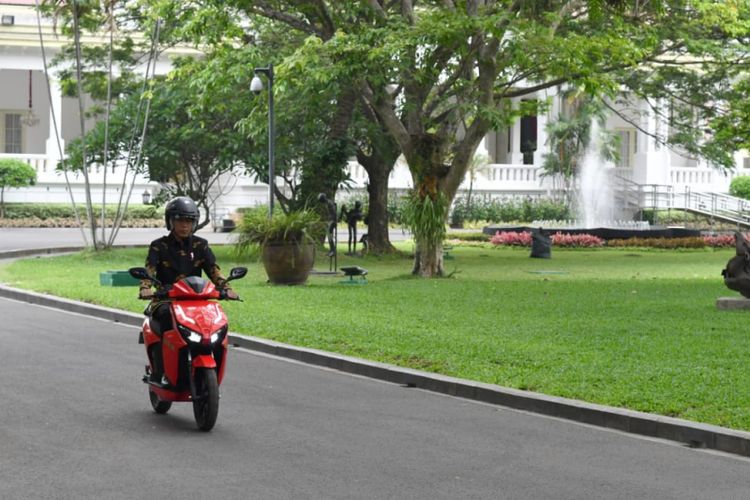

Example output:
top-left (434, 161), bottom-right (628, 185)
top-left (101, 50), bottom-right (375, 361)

top-left (49, 0), bottom-right (750, 273)
top-left (0, 159), bottom-right (36, 218)
top-left (226, 0), bottom-right (749, 275)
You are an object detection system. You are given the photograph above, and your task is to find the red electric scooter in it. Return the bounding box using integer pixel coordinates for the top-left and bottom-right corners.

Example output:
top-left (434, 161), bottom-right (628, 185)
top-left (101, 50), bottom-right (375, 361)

top-left (129, 266), bottom-right (247, 431)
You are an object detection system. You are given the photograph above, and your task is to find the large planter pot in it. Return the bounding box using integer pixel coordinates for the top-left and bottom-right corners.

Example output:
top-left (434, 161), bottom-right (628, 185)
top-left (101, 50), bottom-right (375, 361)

top-left (261, 241), bottom-right (315, 285)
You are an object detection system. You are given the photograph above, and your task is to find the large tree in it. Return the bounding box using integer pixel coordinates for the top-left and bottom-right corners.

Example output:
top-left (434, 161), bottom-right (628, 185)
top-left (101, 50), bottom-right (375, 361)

top-left (144, 1), bottom-right (399, 253)
top-left (40, 0), bottom-right (163, 248)
top-left (280, 0), bottom-right (750, 276)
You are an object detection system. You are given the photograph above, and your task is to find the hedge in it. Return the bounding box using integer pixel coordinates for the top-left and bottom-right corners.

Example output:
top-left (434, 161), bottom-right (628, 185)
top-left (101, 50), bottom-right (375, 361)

top-left (0, 203), bottom-right (162, 220)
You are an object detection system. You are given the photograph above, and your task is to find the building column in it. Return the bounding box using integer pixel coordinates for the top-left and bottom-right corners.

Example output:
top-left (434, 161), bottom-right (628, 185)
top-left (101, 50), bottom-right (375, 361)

top-left (632, 99), bottom-right (668, 186)
top-left (533, 110), bottom-right (548, 167)
top-left (509, 119), bottom-right (524, 164)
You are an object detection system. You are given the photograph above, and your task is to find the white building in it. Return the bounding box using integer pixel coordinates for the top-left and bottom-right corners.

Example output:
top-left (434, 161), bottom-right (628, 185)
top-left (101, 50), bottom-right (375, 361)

top-left (1, 0), bottom-right (747, 222)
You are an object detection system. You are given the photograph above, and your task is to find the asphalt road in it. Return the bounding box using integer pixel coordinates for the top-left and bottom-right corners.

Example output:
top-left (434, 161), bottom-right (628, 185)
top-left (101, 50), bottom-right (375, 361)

top-left (0, 226), bottom-right (414, 252)
top-left (1, 297), bottom-right (749, 499)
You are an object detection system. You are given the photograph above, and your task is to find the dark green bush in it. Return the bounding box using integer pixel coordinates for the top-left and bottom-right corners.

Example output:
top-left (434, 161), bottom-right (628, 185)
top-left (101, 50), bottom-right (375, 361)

top-left (730, 176), bottom-right (750, 200)
top-left (608, 237), bottom-right (706, 249)
top-left (449, 196), bottom-right (570, 226)
top-left (2, 203), bottom-right (162, 220)
top-left (446, 231), bottom-right (489, 241)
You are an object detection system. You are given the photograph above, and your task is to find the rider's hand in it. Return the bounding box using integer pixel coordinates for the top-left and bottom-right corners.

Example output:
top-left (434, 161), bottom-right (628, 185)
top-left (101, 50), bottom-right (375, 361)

top-left (224, 289), bottom-right (239, 300)
top-left (139, 288), bottom-right (154, 300)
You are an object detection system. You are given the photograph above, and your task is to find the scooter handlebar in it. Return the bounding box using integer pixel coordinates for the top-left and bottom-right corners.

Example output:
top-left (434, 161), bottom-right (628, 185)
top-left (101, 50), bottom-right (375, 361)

top-left (219, 289), bottom-right (241, 301)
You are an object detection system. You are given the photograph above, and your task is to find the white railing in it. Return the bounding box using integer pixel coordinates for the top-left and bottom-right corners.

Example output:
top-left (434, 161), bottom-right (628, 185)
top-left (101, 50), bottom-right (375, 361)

top-left (0, 153), bottom-right (51, 173)
top-left (630, 183), bottom-right (750, 227)
top-left (0, 153), bottom-right (146, 185)
top-left (669, 167), bottom-right (713, 186)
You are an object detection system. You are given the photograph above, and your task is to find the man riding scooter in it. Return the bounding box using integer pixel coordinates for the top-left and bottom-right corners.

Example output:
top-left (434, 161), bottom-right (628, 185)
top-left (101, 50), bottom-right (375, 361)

top-left (138, 196), bottom-right (238, 385)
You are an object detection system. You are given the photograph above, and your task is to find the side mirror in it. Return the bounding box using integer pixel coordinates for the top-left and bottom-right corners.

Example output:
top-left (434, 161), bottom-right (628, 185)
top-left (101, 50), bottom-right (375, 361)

top-left (227, 267), bottom-right (248, 281)
top-left (129, 267), bottom-right (160, 285)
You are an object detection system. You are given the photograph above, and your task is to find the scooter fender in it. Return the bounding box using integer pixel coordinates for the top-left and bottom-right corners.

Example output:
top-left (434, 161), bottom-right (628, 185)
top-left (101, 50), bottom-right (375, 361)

top-left (192, 354), bottom-right (217, 370)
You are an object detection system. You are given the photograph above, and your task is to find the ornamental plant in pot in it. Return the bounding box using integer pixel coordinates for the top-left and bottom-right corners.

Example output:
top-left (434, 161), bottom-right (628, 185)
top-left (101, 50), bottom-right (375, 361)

top-left (236, 207), bottom-right (325, 285)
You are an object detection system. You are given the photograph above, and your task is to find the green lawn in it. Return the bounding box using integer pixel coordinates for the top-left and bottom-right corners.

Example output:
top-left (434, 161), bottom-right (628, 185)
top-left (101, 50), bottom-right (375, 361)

top-left (1, 243), bottom-right (748, 431)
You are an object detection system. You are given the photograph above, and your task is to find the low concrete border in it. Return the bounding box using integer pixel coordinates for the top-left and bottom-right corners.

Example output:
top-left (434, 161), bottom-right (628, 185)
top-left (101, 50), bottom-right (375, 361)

top-left (2, 250), bottom-right (750, 457)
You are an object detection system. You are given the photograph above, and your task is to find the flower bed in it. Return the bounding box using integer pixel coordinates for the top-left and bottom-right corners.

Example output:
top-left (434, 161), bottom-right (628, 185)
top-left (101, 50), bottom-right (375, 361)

top-left (490, 231), bottom-right (604, 248)
top-left (488, 231), bottom-right (745, 249)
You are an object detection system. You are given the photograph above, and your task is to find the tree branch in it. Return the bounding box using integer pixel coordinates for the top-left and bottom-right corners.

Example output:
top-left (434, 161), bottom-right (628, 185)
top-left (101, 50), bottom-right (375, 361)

top-left (246, 3), bottom-right (323, 37)
top-left (362, 81), bottom-right (413, 158)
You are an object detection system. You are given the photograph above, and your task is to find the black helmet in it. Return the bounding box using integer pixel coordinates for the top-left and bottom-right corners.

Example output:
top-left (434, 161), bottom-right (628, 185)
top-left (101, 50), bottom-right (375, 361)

top-left (164, 196), bottom-right (200, 231)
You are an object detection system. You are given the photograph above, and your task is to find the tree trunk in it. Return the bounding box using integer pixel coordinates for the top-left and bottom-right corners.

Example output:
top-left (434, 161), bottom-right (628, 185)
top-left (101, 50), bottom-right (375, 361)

top-left (364, 165), bottom-right (395, 254)
top-left (355, 95), bottom-right (400, 254)
top-left (412, 241), bottom-right (444, 277)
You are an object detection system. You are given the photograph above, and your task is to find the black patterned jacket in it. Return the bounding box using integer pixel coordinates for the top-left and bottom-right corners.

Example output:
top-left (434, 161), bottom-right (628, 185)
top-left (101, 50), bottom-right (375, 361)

top-left (139, 233), bottom-right (230, 293)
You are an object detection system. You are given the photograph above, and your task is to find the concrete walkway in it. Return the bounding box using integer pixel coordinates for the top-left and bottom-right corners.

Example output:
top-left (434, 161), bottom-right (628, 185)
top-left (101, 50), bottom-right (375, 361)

top-left (0, 226), bottom-right (414, 253)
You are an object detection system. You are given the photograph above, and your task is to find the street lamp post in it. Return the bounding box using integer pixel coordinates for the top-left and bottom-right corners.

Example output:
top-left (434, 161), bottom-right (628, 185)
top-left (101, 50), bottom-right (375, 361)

top-left (251, 64), bottom-right (275, 218)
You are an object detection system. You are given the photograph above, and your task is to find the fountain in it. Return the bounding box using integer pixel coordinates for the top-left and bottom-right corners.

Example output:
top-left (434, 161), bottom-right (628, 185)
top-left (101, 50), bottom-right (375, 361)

top-left (483, 121), bottom-right (700, 240)
top-left (577, 120), bottom-right (617, 228)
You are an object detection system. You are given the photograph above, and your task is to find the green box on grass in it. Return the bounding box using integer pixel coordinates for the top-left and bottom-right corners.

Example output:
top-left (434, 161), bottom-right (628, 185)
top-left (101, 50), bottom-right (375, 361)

top-left (99, 270), bottom-right (140, 286)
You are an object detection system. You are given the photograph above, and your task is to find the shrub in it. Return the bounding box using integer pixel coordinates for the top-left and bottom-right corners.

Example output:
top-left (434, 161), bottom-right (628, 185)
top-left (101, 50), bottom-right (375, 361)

top-left (450, 196), bottom-right (570, 226)
top-left (236, 206), bottom-right (326, 251)
top-left (550, 232), bottom-right (604, 247)
top-left (490, 231), bottom-right (532, 246)
top-left (445, 231), bottom-right (489, 242)
top-left (730, 176), bottom-right (750, 200)
top-left (608, 237), bottom-right (707, 249)
top-left (1, 203), bottom-right (162, 220)
top-left (704, 234), bottom-right (742, 248)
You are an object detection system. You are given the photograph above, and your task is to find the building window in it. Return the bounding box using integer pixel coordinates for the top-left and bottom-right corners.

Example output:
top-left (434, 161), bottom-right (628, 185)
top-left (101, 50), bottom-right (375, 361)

top-left (520, 99), bottom-right (537, 165)
top-left (743, 157), bottom-right (750, 169)
top-left (615, 128), bottom-right (636, 168)
top-left (3, 113), bottom-right (22, 153)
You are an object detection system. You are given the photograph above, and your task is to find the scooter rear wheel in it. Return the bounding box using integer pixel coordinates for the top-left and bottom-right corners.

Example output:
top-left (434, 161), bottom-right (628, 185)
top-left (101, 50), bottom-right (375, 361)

top-left (149, 388), bottom-right (172, 414)
top-left (193, 368), bottom-right (219, 431)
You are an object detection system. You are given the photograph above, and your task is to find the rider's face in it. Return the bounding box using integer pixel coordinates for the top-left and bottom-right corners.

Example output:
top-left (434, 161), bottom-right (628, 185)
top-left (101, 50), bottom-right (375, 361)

top-left (172, 218), bottom-right (193, 240)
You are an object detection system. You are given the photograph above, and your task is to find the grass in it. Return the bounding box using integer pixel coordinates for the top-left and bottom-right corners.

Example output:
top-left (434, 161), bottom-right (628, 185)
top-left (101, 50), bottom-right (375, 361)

top-left (1, 243), bottom-right (749, 431)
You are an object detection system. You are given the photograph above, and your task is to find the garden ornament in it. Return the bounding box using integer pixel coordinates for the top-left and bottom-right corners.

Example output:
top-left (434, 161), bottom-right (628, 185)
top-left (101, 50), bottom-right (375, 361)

top-left (530, 227), bottom-right (551, 259)
top-left (722, 232), bottom-right (750, 298)
top-left (318, 193), bottom-right (337, 257)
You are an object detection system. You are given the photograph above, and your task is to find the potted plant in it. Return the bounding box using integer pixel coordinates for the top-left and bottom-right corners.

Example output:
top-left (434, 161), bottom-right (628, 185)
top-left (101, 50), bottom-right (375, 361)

top-left (236, 207), bottom-right (326, 285)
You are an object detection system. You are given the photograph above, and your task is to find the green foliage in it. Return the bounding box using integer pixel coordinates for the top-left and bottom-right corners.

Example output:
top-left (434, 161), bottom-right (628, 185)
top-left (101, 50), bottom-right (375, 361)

top-left (541, 91), bottom-right (619, 182)
top-left (0, 160), bottom-right (37, 217)
top-left (729, 176), bottom-right (750, 200)
top-left (131, 0), bottom-right (750, 274)
top-left (639, 209), bottom-right (720, 228)
top-left (608, 237), bottom-right (707, 249)
top-left (235, 206), bottom-right (326, 252)
top-left (387, 196), bottom-right (408, 225)
top-left (402, 191), bottom-right (449, 248)
top-left (0, 159), bottom-right (36, 190)
top-left (0, 203), bottom-right (161, 220)
top-left (450, 196), bottom-right (571, 226)
top-left (445, 232), bottom-right (489, 242)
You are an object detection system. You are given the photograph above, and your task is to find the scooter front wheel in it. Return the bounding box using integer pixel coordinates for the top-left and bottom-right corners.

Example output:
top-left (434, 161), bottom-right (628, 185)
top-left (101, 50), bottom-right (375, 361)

top-left (193, 368), bottom-right (219, 431)
top-left (149, 388), bottom-right (172, 414)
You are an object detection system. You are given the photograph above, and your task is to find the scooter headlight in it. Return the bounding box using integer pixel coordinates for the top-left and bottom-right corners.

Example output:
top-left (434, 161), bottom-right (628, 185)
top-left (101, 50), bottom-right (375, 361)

top-left (177, 324), bottom-right (203, 344)
top-left (210, 326), bottom-right (228, 344)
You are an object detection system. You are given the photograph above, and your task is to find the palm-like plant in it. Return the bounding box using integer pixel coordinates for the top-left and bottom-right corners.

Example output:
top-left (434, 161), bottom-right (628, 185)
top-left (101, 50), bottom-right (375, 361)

top-left (235, 207), bottom-right (326, 251)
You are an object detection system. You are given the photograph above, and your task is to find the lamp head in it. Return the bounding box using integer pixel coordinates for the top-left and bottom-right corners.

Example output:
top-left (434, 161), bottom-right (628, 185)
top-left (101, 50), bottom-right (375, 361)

top-left (250, 75), bottom-right (264, 94)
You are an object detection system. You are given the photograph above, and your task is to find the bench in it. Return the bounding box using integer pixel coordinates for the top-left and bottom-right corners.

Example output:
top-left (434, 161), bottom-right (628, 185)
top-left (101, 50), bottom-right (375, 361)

top-left (443, 245), bottom-right (454, 260)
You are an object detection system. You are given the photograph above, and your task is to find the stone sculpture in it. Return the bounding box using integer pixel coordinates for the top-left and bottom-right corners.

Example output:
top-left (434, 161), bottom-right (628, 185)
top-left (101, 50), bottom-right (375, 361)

top-left (722, 232), bottom-right (750, 298)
